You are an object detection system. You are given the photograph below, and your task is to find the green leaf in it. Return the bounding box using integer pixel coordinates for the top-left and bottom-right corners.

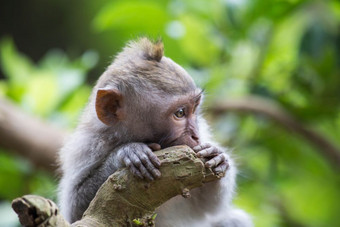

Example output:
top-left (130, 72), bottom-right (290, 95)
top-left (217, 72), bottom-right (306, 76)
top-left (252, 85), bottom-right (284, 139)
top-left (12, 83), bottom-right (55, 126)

top-left (178, 15), bottom-right (220, 66)
top-left (151, 213), bottom-right (157, 220)
top-left (0, 38), bottom-right (33, 85)
top-left (93, 1), bottom-right (168, 34)
top-left (132, 218), bottom-right (143, 225)
top-left (261, 11), bottom-right (309, 92)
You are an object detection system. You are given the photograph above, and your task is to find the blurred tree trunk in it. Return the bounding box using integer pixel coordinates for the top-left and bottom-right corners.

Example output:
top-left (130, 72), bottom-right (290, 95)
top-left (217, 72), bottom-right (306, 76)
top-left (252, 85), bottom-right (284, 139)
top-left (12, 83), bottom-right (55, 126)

top-left (0, 98), bottom-right (66, 172)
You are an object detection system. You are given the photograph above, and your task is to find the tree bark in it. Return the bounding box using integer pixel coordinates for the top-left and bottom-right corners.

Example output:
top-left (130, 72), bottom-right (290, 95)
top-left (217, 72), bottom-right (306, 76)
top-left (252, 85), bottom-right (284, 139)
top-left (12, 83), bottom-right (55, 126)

top-left (12, 146), bottom-right (219, 227)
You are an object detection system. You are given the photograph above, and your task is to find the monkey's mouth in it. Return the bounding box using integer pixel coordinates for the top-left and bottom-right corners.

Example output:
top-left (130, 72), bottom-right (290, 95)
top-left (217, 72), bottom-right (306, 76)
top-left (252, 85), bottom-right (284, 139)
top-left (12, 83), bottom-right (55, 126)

top-left (158, 138), bottom-right (177, 149)
top-left (160, 136), bottom-right (199, 150)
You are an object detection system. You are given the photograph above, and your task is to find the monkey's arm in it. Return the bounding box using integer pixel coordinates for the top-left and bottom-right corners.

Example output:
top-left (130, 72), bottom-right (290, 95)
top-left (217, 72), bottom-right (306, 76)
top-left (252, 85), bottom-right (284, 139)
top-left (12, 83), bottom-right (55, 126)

top-left (60, 142), bottom-right (161, 223)
top-left (59, 150), bottom-right (122, 223)
top-left (189, 147), bottom-right (237, 213)
top-left (189, 117), bottom-right (237, 212)
top-left (154, 145), bottom-right (238, 226)
top-left (189, 119), bottom-right (253, 226)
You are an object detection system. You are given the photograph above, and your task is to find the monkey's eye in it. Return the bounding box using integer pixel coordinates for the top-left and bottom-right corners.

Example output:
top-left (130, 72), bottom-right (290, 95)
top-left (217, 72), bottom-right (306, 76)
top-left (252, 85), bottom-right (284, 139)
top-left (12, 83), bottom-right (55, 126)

top-left (174, 108), bottom-right (185, 118)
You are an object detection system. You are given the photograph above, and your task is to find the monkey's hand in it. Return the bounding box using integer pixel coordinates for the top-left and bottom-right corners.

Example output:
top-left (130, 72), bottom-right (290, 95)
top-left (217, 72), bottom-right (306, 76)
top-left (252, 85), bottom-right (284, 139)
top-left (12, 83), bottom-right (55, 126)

top-left (117, 143), bottom-right (161, 181)
top-left (193, 143), bottom-right (229, 177)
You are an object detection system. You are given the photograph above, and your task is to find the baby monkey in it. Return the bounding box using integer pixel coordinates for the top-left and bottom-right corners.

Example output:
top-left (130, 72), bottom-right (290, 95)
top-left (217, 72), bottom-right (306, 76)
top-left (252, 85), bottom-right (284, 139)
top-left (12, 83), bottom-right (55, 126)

top-left (58, 38), bottom-right (252, 227)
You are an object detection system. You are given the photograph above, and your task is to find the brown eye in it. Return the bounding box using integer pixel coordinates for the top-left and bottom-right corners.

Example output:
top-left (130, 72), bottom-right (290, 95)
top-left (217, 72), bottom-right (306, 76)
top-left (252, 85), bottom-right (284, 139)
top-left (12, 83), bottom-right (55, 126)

top-left (174, 108), bottom-right (185, 118)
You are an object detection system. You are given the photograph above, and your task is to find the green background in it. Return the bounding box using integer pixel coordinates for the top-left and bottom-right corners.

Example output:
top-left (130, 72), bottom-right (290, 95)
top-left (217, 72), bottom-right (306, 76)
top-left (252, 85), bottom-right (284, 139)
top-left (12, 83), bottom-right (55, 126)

top-left (0, 0), bottom-right (340, 226)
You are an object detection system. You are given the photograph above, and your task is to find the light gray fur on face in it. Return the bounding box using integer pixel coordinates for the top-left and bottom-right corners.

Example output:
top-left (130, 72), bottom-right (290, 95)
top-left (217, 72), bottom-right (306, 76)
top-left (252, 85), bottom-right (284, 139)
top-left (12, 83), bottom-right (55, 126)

top-left (58, 37), bottom-right (252, 226)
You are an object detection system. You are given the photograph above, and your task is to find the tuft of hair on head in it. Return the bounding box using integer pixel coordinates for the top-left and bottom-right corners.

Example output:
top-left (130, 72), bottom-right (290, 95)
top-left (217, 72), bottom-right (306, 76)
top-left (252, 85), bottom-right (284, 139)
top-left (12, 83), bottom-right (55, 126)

top-left (132, 37), bottom-right (164, 62)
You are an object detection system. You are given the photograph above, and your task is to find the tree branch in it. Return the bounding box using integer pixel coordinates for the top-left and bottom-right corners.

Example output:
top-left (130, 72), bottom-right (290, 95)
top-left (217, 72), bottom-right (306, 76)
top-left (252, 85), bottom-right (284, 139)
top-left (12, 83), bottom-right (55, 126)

top-left (209, 95), bottom-right (340, 168)
top-left (0, 98), bottom-right (66, 172)
top-left (12, 146), bottom-right (219, 227)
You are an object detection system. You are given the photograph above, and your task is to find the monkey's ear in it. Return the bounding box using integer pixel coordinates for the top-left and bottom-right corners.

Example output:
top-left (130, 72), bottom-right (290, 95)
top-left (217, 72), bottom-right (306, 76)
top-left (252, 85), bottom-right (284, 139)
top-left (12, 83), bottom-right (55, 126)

top-left (95, 89), bottom-right (123, 125)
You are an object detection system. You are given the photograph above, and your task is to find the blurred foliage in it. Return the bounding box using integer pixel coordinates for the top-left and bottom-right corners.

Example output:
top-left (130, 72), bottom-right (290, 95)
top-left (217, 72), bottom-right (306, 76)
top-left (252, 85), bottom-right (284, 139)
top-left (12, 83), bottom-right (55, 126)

top-left (0, 38), bottom-right (95, 127)
top-left (1, 0), bottom-right (340, 226)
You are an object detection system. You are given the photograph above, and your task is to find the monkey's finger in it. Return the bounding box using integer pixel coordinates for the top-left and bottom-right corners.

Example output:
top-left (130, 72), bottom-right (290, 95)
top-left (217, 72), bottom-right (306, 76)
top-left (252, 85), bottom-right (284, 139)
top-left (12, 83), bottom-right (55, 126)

top-left (128, 152), bottom-right (155, 181)
top-left (145, 149), bottom-right (161, 168)
top-left (128, 152), bottom-right (144, 168)
top-left (213, 161), bottom-right (229, 175)
top-left (145, 163), bottom-right (161, 179)
top-left (196, 146), bottom-right (219, 158)
top-left (123, 157), bottom-right (144, 179)
top-left (137, 162), bottom-right (155, 181)
top-left (205, 154), bottom-right (226, 168)
top-left (138, 153), bottom-right (161, 179)
top-left (193, 143), bottom-right (212, 152)
top-left (147, 143), bottom-right (161, 151)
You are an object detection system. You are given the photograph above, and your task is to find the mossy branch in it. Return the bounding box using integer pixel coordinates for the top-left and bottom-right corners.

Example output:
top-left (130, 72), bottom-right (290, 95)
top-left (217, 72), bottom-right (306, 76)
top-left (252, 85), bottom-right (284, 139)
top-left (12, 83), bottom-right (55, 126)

top-left (12, 146), bottom-right (220, 227)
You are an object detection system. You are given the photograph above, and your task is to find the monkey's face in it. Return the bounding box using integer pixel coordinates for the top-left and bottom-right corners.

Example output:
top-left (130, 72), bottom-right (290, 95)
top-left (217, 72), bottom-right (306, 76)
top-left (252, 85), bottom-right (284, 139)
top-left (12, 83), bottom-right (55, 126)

top-left (156, 91), bottom-right (202, 149)
top-left (95, 87), bottom-right (201, 149)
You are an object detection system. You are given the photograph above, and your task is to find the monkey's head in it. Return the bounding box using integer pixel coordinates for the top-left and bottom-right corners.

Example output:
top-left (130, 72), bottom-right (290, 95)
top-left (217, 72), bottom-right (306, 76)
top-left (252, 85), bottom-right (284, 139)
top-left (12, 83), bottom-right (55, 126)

top-left (94, 38), bottom-right (202, 148)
